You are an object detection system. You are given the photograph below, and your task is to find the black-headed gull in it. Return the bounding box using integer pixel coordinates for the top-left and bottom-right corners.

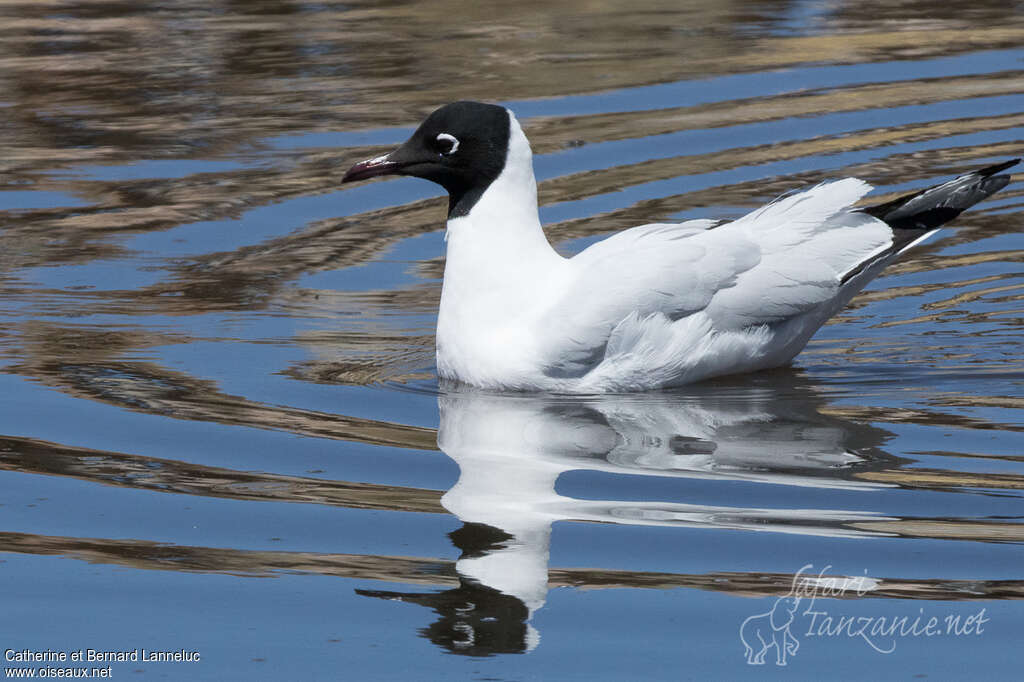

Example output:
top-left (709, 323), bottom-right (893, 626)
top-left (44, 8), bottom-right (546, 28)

top-left (343, 101), bottom-right (1018, 392)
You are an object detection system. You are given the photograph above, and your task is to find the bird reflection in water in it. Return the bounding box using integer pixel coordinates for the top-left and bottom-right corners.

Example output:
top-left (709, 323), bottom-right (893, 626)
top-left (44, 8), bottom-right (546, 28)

top-left (359, 375), bottom-right (903, 655)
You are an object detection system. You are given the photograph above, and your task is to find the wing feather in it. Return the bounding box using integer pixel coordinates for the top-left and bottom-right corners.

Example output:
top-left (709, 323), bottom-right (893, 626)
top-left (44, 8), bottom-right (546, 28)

top-left (534, 180), bottom-right (893, 378)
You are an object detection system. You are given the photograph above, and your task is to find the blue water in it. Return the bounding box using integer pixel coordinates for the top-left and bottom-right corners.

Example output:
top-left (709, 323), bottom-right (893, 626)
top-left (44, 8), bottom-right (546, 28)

top-left (1, 2), bottom-right (1022, 680)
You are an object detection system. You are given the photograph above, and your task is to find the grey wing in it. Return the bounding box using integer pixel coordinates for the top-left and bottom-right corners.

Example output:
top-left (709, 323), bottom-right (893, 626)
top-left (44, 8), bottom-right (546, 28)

top-left (535, 221), bottom-right (756, 378)
top-left (535, 180), bottom-right (895, 378)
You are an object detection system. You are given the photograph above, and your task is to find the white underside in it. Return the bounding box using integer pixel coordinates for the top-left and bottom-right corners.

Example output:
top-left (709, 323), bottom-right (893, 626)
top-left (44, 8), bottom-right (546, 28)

top-left (435, 112), bottom-right (919, 393)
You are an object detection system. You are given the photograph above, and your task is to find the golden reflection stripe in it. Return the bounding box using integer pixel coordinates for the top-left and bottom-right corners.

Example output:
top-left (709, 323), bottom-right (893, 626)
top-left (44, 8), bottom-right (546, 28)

top-left (528, 72), bottom-right (1024, 153)
top-left (922, 283), bottom-right (1024, 311)
top-left (538, 120), bottom-right (1024, 215)
top-left (820, 405), bottom-right (1024, 435)
top-left (4, 326), bottom-right (440, 449)
top-left (0, 435), bottom-right (444, 513)
top-left (2, 8), bottom-right (1022, 142)
top-left (1, 531), bottom-right (1021, 598)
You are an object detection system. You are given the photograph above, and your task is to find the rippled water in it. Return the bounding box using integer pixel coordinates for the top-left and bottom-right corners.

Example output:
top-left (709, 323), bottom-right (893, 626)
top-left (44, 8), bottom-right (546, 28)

top-left (1, 1), bottom-right (1022, 680)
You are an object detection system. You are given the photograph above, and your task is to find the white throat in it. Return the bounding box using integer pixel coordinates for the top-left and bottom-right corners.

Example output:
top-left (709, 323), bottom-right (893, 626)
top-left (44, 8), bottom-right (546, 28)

top-left (436, 111), bottom-right (566, 385)
top-left (444, 111), bottom-right (554, 259)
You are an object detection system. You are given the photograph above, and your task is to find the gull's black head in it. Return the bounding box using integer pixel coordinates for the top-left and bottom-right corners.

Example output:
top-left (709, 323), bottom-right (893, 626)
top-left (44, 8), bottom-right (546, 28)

top-left (342, 101), bottom-right (511, 218)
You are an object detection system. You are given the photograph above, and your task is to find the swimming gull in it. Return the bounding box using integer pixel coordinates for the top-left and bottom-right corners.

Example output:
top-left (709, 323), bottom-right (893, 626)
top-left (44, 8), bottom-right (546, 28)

top-left (343, 101), bottom-right (1018, 392)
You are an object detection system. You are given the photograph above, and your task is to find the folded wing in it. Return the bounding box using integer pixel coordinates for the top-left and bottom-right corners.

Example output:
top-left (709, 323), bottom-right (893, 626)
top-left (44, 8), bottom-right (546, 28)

top-left (536, 179), bottom-right (893, 378)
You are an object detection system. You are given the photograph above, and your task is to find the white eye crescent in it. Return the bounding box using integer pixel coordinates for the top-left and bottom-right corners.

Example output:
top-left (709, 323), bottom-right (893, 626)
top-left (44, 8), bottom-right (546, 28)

top-left (436, 133), bottom-right (460, 155)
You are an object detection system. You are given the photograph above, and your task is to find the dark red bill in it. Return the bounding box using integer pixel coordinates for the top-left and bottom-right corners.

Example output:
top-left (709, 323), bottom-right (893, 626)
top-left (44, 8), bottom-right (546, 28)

top-left (342, 154), bottom-right (401, 183)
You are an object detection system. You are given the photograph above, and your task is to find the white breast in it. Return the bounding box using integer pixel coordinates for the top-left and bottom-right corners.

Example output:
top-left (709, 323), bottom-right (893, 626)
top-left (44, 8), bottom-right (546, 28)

top-left (436, 111), bottom-right (568, 388)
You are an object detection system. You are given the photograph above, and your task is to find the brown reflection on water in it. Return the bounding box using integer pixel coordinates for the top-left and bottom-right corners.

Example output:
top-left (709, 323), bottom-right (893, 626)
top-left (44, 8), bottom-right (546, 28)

top-left (0, 0), bottom-right (1017, 476)
top-left (0, 0), bottom-right (1018, 353)
top-left (3, 323), bottom-right (437, 449)
top-left (1, 372), bottom-right (1020, 534)
top-left (0, 434), bottom-right (444, 513)
top-left (0, 4), bottom-right (1022, 658)
top-left (2, 530), bottom-right (1022, 599)
top-left (3, 0), bottom-right (1018, 179)
top-left (527, 72), bottom-right (1024, 153)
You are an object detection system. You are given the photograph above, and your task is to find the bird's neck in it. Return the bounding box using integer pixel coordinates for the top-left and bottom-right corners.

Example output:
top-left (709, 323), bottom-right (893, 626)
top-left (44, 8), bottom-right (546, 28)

top-left (435, 117), bottom-right (566, 385)
top-left (441, 121), bottom-right (563, 301)
top-left (445, 171), bottom-right (551, 262)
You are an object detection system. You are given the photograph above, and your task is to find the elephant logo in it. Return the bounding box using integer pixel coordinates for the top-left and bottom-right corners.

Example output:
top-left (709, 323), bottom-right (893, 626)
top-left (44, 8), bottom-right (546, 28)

top-left (739, 596), bottom-right (801, 665)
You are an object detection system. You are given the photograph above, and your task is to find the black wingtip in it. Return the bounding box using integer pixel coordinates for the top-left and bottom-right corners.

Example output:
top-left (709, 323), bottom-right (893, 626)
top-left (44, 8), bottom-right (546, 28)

top-left (976, 158), bottom-right (1020, 177)
top-left (859, 157), bottom-right (1018, 232)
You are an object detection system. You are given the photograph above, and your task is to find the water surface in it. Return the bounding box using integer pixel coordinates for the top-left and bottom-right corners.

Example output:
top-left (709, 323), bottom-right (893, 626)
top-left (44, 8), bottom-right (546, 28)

top-left (1, 1), bottom-right (1022, 680)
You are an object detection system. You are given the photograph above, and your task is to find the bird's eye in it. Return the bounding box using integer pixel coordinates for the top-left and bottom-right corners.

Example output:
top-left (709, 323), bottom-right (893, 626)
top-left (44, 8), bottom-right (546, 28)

top-left (436, 133), bottom-right (460, 156)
